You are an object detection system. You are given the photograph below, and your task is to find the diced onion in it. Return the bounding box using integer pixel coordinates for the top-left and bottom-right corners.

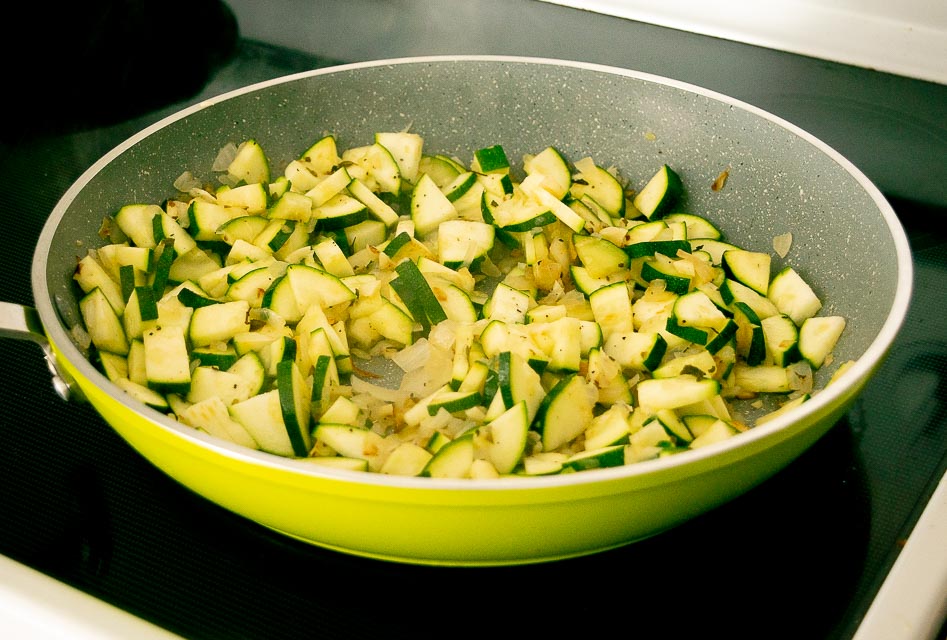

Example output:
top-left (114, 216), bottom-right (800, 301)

top-left (773, 232), bottom-right (793, 258)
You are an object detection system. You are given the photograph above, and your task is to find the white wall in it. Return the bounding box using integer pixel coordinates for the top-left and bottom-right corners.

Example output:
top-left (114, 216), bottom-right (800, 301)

top-left (543, 0), bottom-right (947, 84)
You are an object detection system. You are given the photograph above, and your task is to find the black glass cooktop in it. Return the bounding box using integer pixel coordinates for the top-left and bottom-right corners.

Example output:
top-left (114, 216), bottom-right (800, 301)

top-left (0, 9), bottom-right (944, 639)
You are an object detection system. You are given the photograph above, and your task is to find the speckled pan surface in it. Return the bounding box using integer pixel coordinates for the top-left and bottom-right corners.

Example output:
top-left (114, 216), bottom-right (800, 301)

top-left (30, 56), bottom-right (913, 565)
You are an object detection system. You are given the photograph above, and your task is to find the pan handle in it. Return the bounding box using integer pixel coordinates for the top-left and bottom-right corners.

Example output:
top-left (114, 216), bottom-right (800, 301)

top-left (0, 301), bottom-right (83, 402)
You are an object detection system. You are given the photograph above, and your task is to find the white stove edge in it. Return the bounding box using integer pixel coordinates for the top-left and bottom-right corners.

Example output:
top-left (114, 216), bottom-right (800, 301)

top-left (0, 555), bottom-right (183, 640)
top-left (852, 470), bottom-right (947, 640)
top-left (538, 0), bottom-right (947, 85)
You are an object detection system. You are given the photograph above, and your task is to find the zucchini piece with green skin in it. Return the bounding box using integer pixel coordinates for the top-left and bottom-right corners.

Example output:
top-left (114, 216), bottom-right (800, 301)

top-left (603, 330), bottom-right (667, 372)
top-left (436, 219), bottom-right (494, 269)
top-left (689, 418), bottom-right (738, 448)
top-left (419, 154), bottom-right (463, 187)
top-left (425, 278), bottom-right (478, 325)
top-left (228, 351), bottom-right (266, 398)
top-left (114, 204), bottom-right (162, 249)
top-left (312, 193), bottom-right (369, 231)
top-left (380, 443), bottom-right (433, 477)
top-left (768, 266), bottom-right (823, 326)
top-left (342, 218), bottom-right (388, 254)
top-left (216, 182), bottom-right (268, 215)
top-left (188, 300), bottom-right (252, 348)
top-left (761, 313), bottom-right (802, 366)
top-left (719, 278), bottom-right (780, 320)
top-left (74, 254), bottom-right (126, 316)
top-left (80, 287), bottom-right (130, 356)
top-left (150, 241), bottom-right (177, 298)
top-left (285, 263), bottom-right (357, 311)
top-left (389, 258), bottom-right (448, 332)
top-left (482, 400), bottom-right (530, 475)
top-left (496, 350), bottom-right (546, 423)
top-left (268, 191), bottom-right (314, 222)
top-left (563, 444), bottom-right (627, 472)
top-left (441, 171), bottom-right (478, 203)
top-left (487, 191), bottom-right (557, 232)
top-left (722, 248), bottom-right (771, 297)
top-left (229, 390), bottom-right (295, 457)
top-left (217, 215), bottom-right (270, 246)
top-left (523, 146), bottom-right (572, 200)
top-left (176, 287), bottom-right (218, 309)
top-left (123, 286), bottom-right (158, 341)
top-left (662, 213), bottom-right (721, 240)
top-left (519, 452), bottom-right (569, 476)
top-left (731, 301), bottom-right (766, 366)
top-left (472, 144), bottom-right (510, 174)
top-left (347, 178), bottom-right (399, 228)
top-left (636, 375), bottom-right (721, 411)
top-left (143, 324), bottom-right (191, 395)
top-left (313, 238), bottom-right (355, 278)
top-left (114, 377), bottom-right (170, 411)
top-left (187, 366), bottom-right (258, 406)
top-left (376, 131), bottom-right (424, 184)
top-left (652, 408), bottom-right (694, 444)
top-left (651, 349), bottom-right (719, 380)
top-left (535, 373), bottom-right (594, 451)
top-left (420, 432), bottom-right (476, 479)
top-left (119, 265), bottom-right (136, 304)
top-left (188, 200), bottom-right (245, 242)
top-left (665, 289), bottom-right (731, 345)
top-left (570, 265), bottom-right (624, 295)
top-left (312, 424), bottom-right (388, 470)
top-left (624, 239), bottom-right (691, 260)
top-left (583, 403), bottom-right (632, 450)
top-left (366, 297), bottom-right (415, 346)
top-left (588, 281), bottom-right (635, 339)
top-left (261, 274), bottom-right (300, 323)
top-left (276, 359), bottom-right (313, 457)
top-left (260, 335), bottom-right (297, 378)
top-left (97, 351), bottom-right (129, 383)
top-left (483, 282), bottom-right (533, 324)
top-left (191, 345), bottom-right (239, 370)
top-left (168, 247), bottom-right (220, 284)
top-left (733, 363), bottom-right (793, 394)
top-left (178, 396), bottom-right (260, 449)
top-left (228, 139), bottom-right (270, 186)
top-left (382, 231), bottom-right (413, 259)
top-left (518, 174), bottom-right (586, 233)
top-left (672, 290), bottom-right (731, 331)
top-left (570, 157), bottom-right (625, 218)
top-left (152, 210), bottom-right (197, 256)
top-left (798, 315), bottom-right (846, 369)
top-left (298, 134), bottom-right (341, 175)
top-left (639, 258), bottom-right (691, 295)
top-left (573, 234), bottom-right (629, 279)
top-left (310, 354), bottom-right (335, 418)
top-left (302, 166), bottom-right (351, 207)
top-left (426, 388), bottom-right (483, 415)
top-left (633, 164), bottom-right (683, 220)
top-left (411, 173), bottom-right (458, 236)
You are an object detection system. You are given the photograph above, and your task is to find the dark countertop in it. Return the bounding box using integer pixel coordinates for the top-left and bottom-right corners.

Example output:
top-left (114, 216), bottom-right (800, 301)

top-left (0, 2), bottom-right (944, 638)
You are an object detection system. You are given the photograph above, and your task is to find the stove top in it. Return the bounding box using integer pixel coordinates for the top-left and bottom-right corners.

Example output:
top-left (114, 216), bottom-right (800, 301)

top-left (0, 2), bottom-right (944, 638)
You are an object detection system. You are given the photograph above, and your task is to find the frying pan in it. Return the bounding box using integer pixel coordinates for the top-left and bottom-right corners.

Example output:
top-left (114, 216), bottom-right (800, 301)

top-left (0, 56), bottom-right (912, 566)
